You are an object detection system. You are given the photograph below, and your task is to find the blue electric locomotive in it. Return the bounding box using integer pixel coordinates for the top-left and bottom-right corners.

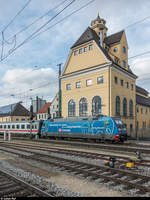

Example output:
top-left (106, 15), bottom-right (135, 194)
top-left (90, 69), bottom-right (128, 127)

top-left (41, 116), bottom-right (127, 142)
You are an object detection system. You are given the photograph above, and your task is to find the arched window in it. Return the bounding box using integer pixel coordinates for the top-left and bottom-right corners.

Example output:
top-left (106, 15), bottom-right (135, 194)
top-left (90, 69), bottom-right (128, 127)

top-left (123, 98), bottom-right (127, 116)
top-left (129, 99), bottom-right (133, 117)
top-left (68, 99), bottom-right (76, 117)
top-left (116, 96), bottom-right (120, 116)
top-left (92, 96), bottom-right (102, 116)
top-left (79, 98), bottom-right (88, 117)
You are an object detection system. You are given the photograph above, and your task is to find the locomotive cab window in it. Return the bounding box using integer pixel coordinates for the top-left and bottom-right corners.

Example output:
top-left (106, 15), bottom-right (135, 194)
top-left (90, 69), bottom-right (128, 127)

top-left (105, 121), bottom-right (109, 126)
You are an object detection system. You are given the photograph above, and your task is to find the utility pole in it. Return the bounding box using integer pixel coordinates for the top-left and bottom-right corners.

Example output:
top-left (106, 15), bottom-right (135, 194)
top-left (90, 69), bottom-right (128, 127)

top-left (57, 63), bottom-right (62, 118)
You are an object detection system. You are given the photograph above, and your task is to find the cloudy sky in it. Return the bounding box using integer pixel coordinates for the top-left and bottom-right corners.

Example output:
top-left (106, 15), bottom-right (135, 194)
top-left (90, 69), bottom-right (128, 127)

top-left (0, 0), bottom-right (150, 109)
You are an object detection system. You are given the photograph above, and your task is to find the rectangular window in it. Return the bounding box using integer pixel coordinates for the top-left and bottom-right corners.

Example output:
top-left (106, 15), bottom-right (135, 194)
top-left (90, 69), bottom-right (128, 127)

top-left (66, 84), bottom-right (71, 90)
top-left (84, 47), bottom-right (88, 52)
top-left (89, 45), bottom-right (93, 51)
top-left (120, 79), bottom-right (124, 86)
top-left (131, 84), bottom-right (134, 90)
top-left (114, 77), bottom-right (118, 84)
top-left (74, 50), bottom-right (78, 56)
top-left (79, 48), bottom-right (83, 54)
top-left (76, 81), bottom-right (81, 88)
top-left (122, 60), bottom-right (126, 68)
top-left (97, 76), bottom-right (104, 84)
top-left (126, 82), bottom-right (129, 88)
top-left (86, 79), bottom-right (92, 86)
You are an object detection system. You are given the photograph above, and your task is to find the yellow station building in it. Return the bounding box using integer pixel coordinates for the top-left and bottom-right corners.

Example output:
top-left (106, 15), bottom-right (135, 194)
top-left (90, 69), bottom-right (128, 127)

top-left (61, 14), bottom-right (150, 139)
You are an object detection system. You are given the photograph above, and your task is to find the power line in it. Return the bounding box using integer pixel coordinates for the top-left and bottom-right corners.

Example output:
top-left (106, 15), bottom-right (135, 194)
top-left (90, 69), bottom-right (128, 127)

top-left (2, 0), bottom-right (32, 32)
top-left (30, 0), bottom-right (96, 41)
top-left (124, 15), bottom-right (150, 30)
top-left (129, 51), bottom-right (150, 60)
top-left (0, 0), bottom-right (76, 62)
top-left (0, 0), bottom-right (69, 45)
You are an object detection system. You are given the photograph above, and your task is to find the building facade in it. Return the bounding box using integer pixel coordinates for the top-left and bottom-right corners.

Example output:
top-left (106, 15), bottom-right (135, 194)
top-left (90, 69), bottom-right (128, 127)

top-left (32, 96), bottom-right (46, 113)
top-left (37, 102), bottom-right (51, 120)
top-left (61, 14), bottom-right (150, 139)
top-left (0, 102), bottom-right (30, 122)
top-left (50, 93), bottom-right (59, 119)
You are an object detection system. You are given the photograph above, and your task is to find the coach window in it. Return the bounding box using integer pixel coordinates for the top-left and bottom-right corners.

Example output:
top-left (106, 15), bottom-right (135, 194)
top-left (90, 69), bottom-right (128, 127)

top-left (16, 125), bottom-right (19, 129)
top-left (12, 125), bottom-right (15, 129)
top-left (68, 99), bottom-right (76, 117)
top-left (123, 98), bottom-right (127, 117)
top-left (21, 124), bottom-right (25, 129)
top-left (4, 125), bottom-right (6, 129)
top-left (27, 124), bottom-right (30, 129)
top-left (92, 96), bottom-right (102, 116)
top-left (32, 125), bottom-right (34, 129)
top-left (79, 98), bottom-right (88, 117)
top-left (8, 125), bottom-right (10, 129)
top-left (116, 96), bottom-right (121, 116)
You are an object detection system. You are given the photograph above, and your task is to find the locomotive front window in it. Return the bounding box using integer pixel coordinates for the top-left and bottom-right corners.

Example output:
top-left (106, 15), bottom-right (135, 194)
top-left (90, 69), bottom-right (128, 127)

top-left (105, 121), bottom-right (109, 126)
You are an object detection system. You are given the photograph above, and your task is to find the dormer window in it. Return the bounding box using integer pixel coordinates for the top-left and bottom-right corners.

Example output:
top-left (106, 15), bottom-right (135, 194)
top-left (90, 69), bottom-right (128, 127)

top-left (122, 46), bottom-right (126, 53)
top-left (89, 45), bottom-right (93, 51)
top-left (79, 49), bottom-right (83, 54)
top-left (74, 50), bottom-right (78, 56)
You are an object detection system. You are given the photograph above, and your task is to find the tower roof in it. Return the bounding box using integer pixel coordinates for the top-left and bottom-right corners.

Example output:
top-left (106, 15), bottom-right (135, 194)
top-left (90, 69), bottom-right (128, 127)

top-left (71, 27), bottom-right (100, 49)
top-left (104, 30), bottom-right (124, 46)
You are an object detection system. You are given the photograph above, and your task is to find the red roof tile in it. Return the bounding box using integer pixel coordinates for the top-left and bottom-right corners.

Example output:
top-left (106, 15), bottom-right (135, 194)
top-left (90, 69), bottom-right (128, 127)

top-left (38, 102), bottom-right (51, 114)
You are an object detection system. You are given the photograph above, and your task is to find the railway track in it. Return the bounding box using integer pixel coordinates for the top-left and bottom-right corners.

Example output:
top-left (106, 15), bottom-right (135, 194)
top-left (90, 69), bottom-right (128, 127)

top-left (1, 136), bottom-right (150, 154)
top-left (0, 168), bottom-right (52, 197)
top-left (1, 142), bottom-right (150, 168)
top-left (0, 143), bottom-right (150, 196)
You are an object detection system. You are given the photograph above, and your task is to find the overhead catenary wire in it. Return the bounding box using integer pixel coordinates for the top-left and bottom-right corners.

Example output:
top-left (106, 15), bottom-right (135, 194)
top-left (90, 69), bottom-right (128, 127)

top-left (0, 0), bottom-right (69, 45)
top-left (30, 0), bottom-right (96, 41)
top-left (0, 0), bottom-right (76, 62)
top-left (2, 0), bottom-right (32, 32)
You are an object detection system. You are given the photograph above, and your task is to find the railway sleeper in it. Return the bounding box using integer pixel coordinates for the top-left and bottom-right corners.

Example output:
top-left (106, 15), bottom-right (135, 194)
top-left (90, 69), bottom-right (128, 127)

top-left (0, 186), bottom-right (22, 197)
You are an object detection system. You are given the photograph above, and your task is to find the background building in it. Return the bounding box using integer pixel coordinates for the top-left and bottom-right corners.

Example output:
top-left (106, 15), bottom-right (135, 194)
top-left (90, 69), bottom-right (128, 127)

top-left (37, 102), bottom-right (51, 120)
top-left (50, 93), bottom-right (59, 119)
top-left (0, 102), bottom-right (30, 122)
top-left (32, 96), bottom-right (46, 113)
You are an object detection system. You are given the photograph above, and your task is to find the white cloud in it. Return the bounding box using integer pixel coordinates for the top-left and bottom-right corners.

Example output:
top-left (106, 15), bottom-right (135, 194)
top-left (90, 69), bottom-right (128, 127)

top-left (0, 67), bottom-right (58, 107)
top-left (0, 0), bottom-right (150, 106)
